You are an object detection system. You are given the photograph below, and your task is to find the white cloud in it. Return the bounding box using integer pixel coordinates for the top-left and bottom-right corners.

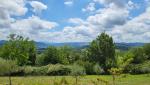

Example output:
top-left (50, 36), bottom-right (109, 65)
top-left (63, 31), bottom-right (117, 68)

top-left (0, 0), bottom-right (150, 43)
top-left (59, 0), bottom-right (150, 42)
top-left (82, 2), bottom-right (96, 12)
top-left (52, 0), bottom-right (129, 42)
top-left (87, 4), bottom-right (129, 28)
top-left (94, 0), bottom-right (126, 8)
top-left (68, 18), bottom-right (86, 25)
top-left (30, 1), bottom-right (47, 13)
top-left (127, 1), bottom-right (139, 10)
top-left (0, 0), bottom-right (28, 16)
top-left (12, 16), bottom-right (58, 32)
top-left (0, 0), bottom-right (27, 29)
top-left (0, 0), bottom-right (58, 42)
top-left (64, 0), bottom-right (73, 6)
top-left (109, 7), bottom-right (150, 42)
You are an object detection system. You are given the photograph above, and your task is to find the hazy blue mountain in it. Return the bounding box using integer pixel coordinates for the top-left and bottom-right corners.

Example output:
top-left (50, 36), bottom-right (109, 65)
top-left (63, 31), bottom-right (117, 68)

top-left (115, 43), bottom-right (145, 50)
top-left (0, 40), bottom-right (6, 46)
top-left (36, 42), bottom-right (89, 48)
top-left (0, 40), bottom-right (146, 51)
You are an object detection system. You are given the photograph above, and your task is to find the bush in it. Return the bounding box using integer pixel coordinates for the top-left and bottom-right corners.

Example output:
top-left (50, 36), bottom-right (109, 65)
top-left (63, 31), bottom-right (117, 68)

top-left (0, 58), bottom-right (17, 76)
top-left (47, 64), bottom-right (71, 76)
top-left (70, 63), bottom-right (86, 76)
top-left (93, 63), bottom-right (104, 75)
top-left (140, 61), bottom-right (150, 73)
top-left (35, 54), bottom-right (45, 66)
top-left (10, 67), bottom-right (24, 76)
top-left (21, 64), bottom-right (72, 76)
top-left (126, 61), bottom-right (150, 74)
top-left (75, 60), bottom-right (95, 74)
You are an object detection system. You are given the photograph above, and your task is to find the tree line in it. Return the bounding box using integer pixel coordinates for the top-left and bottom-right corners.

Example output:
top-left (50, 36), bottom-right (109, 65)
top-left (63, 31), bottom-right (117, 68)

top-left (0, 32), bottom-right (150, 76)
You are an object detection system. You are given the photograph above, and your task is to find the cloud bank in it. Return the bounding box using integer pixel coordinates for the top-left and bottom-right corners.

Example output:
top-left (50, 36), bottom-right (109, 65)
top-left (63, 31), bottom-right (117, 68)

top-left (0, 0), bottom-right (150, 42)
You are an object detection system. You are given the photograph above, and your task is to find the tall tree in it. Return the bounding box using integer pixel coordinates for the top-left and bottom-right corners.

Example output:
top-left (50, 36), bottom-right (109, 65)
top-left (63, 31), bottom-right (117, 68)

top-left (88, 32), bottom-right (116, 71)
top-left (0, 34), bottom-right (36, 65)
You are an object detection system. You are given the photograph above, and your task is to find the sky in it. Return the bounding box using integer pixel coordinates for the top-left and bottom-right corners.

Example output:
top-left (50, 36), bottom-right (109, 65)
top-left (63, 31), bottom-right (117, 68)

top-left (0, 0), bottom-right (150, 43)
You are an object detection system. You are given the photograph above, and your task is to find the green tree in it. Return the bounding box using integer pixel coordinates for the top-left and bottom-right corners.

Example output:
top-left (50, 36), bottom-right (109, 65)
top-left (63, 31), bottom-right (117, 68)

top-left (130, 47), bottom-right (147, 64)
top-left (58, 46), bottom-right (73, 64)
top-left (42, 46), bottom-right (60, 65)
top-left (0, 34), bottom-right (36, 65)
top-left (143, 43), bottom-right (150, 60)
top-left (88, 32), bottom-right (116, 72)
top-left (27, 41), bottom-right (36, 65)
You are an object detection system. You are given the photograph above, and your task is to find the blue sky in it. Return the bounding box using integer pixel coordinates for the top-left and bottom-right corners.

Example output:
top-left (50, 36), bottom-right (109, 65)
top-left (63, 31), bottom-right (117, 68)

top-left (0, 0), bottom-right (150, 42)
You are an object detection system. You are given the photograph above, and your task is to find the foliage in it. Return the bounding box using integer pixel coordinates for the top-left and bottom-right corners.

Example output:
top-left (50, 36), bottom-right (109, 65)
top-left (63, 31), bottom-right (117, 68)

top-left (0, 58), bottom-right (17, 76)
top-left (47, 64), bottom-right (71, 76)
top-left (70, 63), bottom-right (86, 76)
top-left (57, 46), bottom-right (73, 64)
top-left (0, 33), bottom-right (150, 76)
top-left (23, 64), bottom-right (72, 76)
top-left (42, 46), bottom-right (60, 65)
top-left (126, 61), bottom-right (150, 74)
top-left (108, 68), bottom-right (123, 75)
top-left (87, 32), bottom-right (116, 72)
top-left (116, 50), bottom-right (133, 72)
top-left (75, 60), bottom-right (94, 74)
top-left (143, 43), bottom-right (150, 60)
top-left (0, 34), bottom-right (36, 65)
top-left (93, 63), bottom-right (104, 75)
top-left (108, 68), bottom-right (123, 85)
top-left (130, 47), bottom-right (147, 64)
top-left (35, 54), bottom-right (45, 66)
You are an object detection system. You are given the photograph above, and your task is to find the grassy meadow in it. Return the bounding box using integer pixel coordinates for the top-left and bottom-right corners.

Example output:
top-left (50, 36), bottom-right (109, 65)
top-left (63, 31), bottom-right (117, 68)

top-left (0, 74), bottom-right (150, 85)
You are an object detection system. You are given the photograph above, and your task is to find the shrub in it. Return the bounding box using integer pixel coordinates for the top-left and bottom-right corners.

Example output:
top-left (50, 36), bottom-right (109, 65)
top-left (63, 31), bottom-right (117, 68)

top-left (10, 67), bottom-right (24, 76)
top-left (93, 63), bottom-right (104, 75)
top-left (0, 58), bottom-right (17, 76)
top-left (127, 61), bottom-right (150, 74)
top-left (140, 61), bottom-right (150, 74)
top-left (18, 64), bottom-right (72, 76)
top-left (23, 66), bottom-right (34, 75)
top-left (75, 60), bottom-right (95, 74)
top-left (35, 54), bottom-right (45, 66)
top-left (22, 66), bottom-right (48, 76)
top-left (47, 64), bottom-right (71, 76)
top-left (33, 66), bottom-right (48, 75)
top-left (70, 63), bottom-right (86, 76)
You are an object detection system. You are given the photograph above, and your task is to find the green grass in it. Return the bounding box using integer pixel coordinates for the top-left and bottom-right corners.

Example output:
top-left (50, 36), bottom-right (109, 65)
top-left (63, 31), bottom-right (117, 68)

top-left (0, 74), bottom-right (150, 85)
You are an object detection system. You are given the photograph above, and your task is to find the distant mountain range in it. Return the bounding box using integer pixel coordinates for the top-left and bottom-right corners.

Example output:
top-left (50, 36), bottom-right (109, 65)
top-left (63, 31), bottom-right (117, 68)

top-left (36, 42), bottom-right (89, 49)
top-left (0, 40), bottom-right (146, 51)
top-left (36, 42), bottom-right (145, 50)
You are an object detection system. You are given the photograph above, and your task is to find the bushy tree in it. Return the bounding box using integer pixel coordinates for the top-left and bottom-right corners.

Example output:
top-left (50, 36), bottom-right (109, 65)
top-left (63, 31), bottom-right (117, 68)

top-left (130, 47), bottom-right (147, 64)
top-left (0, 34), bottom-right (36, 65)
top-left (143, 43), bottom-right (150, 60)
top-left (116, 50), bottom-right (133, 71)
top-left (58, 46), bottom-right (73, 64)
top-left (42, 46), bottom-right (59, 65)
top-left (87, 32), bottom-right (116, 72)
top-left (40, 46), bottom-right (81, 65)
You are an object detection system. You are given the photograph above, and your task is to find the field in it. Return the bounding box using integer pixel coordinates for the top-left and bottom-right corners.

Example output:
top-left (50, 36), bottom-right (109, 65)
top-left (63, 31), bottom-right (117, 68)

top-left (0, 74), bottom-right (150, 85)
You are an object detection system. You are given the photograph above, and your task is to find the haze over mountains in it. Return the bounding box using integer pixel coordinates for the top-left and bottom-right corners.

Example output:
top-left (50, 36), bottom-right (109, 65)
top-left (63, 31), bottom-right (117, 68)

top-left (0, 40), bottom-right (145, 51)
